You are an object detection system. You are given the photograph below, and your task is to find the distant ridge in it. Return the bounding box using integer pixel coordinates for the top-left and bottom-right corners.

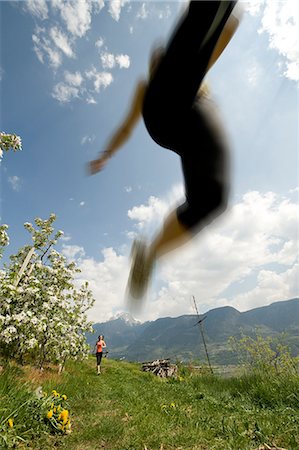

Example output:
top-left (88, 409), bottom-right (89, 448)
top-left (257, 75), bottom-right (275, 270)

top-left (86, 298), bottom-right (299, 364)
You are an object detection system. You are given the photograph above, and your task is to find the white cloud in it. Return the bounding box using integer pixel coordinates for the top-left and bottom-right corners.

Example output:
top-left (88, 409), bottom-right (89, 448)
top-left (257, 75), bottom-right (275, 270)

top-left (157, 5), bottom-right (171, 20)
top-left (224, 264), bottom-right (299, 312)
top-left (75, 187), bottom-right (298, 322)
top-left (289, 187), bottom-right (299, 194)
top-left (136, 2), bottom-right (172, 21)
top-left (8, 176), bottom-right (21, 192)
top-left (29, 1), bottom-right (105, 71)
top-left (124, 186), bottom-right (132, 193)
top-left (100, 51), bottom-right (130, 70)
top-left (75, 248), bottom-right (129, 322)
top-left (32, 27), bottom-right (62, 68)
top-left (60, 233), bottom-right (72, 242)
top-left (108, 0), bottom-right (128, 22)
top-left (144, 189), bottom-right (299, 319)
top-left (80, 201), bottom-right (85, 207)
top-left (136, 3), bottom-right (149, 20)
top-left (95, 37), bottom-right (104, 49)
top-left (100, 52), bottom-right (116, 69)
top-left (86, 96), bottom-right (97, 105)
top-left (26, 2), bottom-right (129, 103)
top-left (62, 244), bottom-right (85, 260)
top-left (85, 67), bottom-right (113, 93)
top-left (93, 0), bottom-right (105, 14)
top-left (244, 1), bottom-right (262, 17)
top-left (53, 0), bottom-right (93, 38)
top-left (52, 71), bottom-right (84, 102)
top-left (81, 135), bottom-right (95, 145)
top-left (115, 54), bottom-right (130, 69)
top-left (64, 71), bottom-right (83, 87)
top-left (52, 82), bottom-right (79, 103)
top-left (247, 0), bottom-right (299, 82)
top-left (127, 183), bottom-right (184, 232)
top-left (246, 60), bottom-right (263, 87)
top-left (49, 27), bottom-right (74, 58)
top-left (25, 0), bottom-right (48, 20)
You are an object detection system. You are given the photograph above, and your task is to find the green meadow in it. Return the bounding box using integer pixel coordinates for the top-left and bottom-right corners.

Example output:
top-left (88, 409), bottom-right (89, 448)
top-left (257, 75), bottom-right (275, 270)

top-left (1, 358), bottom-right (298, 449)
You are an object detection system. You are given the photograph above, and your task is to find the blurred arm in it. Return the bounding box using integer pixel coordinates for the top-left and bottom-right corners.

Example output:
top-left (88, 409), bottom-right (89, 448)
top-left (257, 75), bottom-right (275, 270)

top-left (89, 80), bottom-right (147, 175)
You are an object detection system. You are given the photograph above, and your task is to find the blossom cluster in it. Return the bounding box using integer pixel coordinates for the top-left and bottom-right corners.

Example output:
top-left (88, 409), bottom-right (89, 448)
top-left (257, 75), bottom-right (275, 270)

top-left (0, 132), bottom-right (22, 158)
top-left (0, 224), bottom-right (9, 260)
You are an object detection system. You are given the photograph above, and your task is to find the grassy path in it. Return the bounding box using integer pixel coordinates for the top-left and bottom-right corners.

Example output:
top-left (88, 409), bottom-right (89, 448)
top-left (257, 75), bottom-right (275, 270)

top-left (1, 358), bottom-right (297, 449)
top-left (30, 358), bottom-right (299, 450)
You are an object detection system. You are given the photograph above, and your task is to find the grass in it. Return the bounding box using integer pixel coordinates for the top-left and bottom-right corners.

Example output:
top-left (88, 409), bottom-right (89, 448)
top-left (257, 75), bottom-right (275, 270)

top-left (1, 358), bottom-right (299, 449)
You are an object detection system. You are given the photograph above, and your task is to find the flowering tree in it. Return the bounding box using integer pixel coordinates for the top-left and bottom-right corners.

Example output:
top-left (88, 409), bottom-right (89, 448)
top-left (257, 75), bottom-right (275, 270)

top-left (0, 132), bottom-right (22, 159)
top-left (0, 215), bottom-right (94, 369)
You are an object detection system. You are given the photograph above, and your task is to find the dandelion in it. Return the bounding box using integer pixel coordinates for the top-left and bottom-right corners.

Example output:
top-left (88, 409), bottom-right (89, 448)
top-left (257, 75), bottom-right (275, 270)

top-left (51, 390), bottom-right (60, 397)
top-left (61, 394), bottom-right (67, 400)
top-left (8, 418), bottom-right (14, 428)
top-left (58, 409), bottom-right (69, 424)
top-left (47, 410), bottom-right (53, 419)
top-left (170, 402), bottom-right (176, 408)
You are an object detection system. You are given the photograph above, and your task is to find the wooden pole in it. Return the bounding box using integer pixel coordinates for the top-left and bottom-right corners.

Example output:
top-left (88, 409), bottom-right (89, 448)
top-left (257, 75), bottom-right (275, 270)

top-left (14, 247), bottom-right (35, 287)
top-left (192, 296), bottom-right (213, 374)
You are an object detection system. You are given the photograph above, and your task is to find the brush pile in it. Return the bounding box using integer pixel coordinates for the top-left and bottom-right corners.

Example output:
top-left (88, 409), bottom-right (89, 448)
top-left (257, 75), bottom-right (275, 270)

top-left (141, 359), bottom-right (178, 378)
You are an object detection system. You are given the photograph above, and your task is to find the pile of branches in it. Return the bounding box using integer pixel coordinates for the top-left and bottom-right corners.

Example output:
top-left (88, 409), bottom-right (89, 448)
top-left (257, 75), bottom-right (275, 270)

top-left (141, 359), bottom-right (178, 378)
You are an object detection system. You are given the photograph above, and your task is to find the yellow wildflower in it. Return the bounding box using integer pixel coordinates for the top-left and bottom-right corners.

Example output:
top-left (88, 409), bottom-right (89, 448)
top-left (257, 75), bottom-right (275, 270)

top-left (51, 402), bottom-right (54, 409)
top-left (170, 402), bottom-right (176, 408)
top-left (51, 390), bottom-right (60, 397)
top-left (61, 394), bottom-right (67, 400)
top-left (53, 407), bottom-right (56, 413)
top-left (57, 405), bottom-right (61, 412)
top-left (161, 405), bottom-right (167, 410)
top-left (8, 418), bottom-right (14, 428)
top-left (47, 410), bottom-right (53, 419)
top-left (58, 409), bottom-right (69, 424)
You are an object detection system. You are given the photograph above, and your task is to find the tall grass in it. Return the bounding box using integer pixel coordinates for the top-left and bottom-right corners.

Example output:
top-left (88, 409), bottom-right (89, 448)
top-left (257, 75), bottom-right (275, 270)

top-left (0, 364), bottom-right (49, 449)
top-left (1, 358), bottom-right (298, 449)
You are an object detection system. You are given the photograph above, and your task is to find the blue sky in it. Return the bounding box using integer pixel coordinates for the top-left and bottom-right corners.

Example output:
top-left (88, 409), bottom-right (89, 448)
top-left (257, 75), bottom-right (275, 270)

top-left (1, 0), bottom-right (298, 322)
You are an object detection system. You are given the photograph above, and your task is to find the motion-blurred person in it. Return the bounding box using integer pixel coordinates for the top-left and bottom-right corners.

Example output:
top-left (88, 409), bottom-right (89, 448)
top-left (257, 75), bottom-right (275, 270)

top-left (89, 1), bottom-right (242, 308)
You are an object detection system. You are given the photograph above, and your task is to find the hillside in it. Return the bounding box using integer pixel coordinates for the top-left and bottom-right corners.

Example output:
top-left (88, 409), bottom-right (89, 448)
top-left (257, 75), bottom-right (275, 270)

top-left (2, 358), bottom-right (298, 449)
top-left (86, 298), bottom-right (299, 364)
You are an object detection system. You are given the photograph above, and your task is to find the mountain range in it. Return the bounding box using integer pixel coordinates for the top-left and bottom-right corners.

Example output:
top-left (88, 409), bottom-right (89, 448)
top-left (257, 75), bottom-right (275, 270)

top-left (86, 298), bottom-right (299, 364)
